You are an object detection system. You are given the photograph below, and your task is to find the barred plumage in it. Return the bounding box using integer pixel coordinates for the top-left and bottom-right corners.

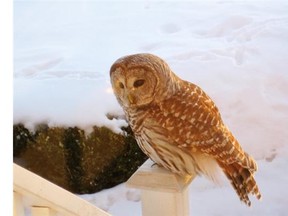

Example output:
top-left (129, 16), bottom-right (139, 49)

top-left (110, 53), bottom-right (261, 206)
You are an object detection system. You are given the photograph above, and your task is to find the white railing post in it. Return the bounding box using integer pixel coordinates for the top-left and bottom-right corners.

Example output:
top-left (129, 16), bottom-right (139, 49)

top-left (13, 192), bottom-right (25, 216)
top-left (31, 206), bottom-right (55, 216)
top-left (127, 159), bottom-right (195, 216)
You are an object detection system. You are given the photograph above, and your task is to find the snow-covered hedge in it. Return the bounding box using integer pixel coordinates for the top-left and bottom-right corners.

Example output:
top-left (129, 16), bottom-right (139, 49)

top-left (13, 124), bottom-right (147, 194)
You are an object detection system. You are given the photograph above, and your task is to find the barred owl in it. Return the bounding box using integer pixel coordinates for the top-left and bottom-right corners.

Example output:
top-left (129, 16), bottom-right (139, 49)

top-left (110, 53), bottom-right (261, 206)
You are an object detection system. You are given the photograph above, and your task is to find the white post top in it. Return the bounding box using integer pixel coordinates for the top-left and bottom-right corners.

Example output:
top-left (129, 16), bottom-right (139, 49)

top-left (126, 159), bottom-right (195, 193)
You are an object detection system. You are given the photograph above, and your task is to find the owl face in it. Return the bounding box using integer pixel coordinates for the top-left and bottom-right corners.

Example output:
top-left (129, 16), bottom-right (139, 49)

top-left (110, 66), bottom-right (158, 108)
top-left (110, 53), bottom-right (179, 109)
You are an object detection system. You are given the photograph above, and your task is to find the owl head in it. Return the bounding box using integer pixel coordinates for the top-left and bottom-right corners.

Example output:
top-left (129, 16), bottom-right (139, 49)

top-left (110, 53), bottom-right (179, 109)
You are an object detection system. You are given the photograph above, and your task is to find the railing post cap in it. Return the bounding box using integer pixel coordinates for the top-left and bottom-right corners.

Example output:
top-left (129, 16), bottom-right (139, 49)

top-left (126, 159), bottom-right (195, 193)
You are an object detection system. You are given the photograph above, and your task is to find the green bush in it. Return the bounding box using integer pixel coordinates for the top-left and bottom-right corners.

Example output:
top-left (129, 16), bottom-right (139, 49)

top-left (13, 124), bottom-right (147, 194)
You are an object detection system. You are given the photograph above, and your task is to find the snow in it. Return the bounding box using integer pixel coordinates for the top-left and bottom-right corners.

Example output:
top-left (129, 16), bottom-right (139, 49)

top-left (14, 78), bottom-right (127, 133)
top-left (14, 0), bottom-right (288, 215)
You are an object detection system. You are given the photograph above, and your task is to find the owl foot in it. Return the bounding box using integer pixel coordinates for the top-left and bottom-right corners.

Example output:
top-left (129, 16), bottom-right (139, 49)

top-left (151, 162), bottom-right (163, 168)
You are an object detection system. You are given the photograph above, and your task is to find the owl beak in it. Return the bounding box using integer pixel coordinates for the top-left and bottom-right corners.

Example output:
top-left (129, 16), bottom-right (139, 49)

top-left (127, 94), bottom-right (136, 105)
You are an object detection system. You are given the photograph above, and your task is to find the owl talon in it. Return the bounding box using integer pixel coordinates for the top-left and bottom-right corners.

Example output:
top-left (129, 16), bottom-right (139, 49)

top-left (151, 162), bottom-right (162, 168)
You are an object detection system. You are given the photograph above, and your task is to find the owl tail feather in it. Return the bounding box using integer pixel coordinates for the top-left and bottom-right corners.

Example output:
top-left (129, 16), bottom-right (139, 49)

top-left (218, 161), bottom-right (262, 206)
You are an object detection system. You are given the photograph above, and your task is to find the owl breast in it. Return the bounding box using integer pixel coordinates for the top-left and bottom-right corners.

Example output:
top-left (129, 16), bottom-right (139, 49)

top-left (125, 105), bottom-right (221, 180)
top-left (136, 126), bottom-right (198, 176)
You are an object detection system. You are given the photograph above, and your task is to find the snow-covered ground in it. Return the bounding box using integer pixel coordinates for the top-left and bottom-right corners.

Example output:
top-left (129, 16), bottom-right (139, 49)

top-left (14, 0), bottom-right (288, 215)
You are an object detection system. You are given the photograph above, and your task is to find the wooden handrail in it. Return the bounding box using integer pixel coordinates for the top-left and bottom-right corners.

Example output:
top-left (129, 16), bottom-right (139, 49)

top-left (14, 160), bottom-right (195, 216)
top-left (13, 163), bottom-right (111, 216)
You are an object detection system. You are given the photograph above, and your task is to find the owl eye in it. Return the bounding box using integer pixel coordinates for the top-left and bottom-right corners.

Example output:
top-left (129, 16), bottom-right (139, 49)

top-left (118, 82), bottom-right (124, 89)
top-left (133, 79), bottom-right (145, 88)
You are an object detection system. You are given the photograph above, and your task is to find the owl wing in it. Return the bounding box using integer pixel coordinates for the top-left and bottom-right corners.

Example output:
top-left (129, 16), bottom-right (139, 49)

top-left (156, 82), bottom-right (261, 205)
top-left (158, 82), bottom-right (257, 172)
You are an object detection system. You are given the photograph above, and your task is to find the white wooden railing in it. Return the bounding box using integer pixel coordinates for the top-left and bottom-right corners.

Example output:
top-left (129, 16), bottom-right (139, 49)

top-left (14, 159), bottom-right (194, 216)
top-left (13, 163), bottom-right (111, 216)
